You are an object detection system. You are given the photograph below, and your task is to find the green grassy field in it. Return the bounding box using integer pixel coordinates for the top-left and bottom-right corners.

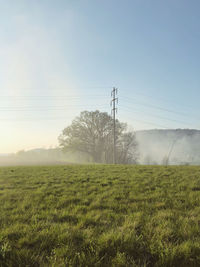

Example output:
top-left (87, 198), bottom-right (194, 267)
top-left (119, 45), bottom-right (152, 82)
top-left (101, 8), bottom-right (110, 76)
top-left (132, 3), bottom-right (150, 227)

top-left (0, 165), bottom-right (200, 266)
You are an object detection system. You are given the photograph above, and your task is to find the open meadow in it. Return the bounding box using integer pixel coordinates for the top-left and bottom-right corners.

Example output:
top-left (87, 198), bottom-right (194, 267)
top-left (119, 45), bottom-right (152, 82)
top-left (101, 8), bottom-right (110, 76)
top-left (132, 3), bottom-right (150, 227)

top-left (0, 165), bottom-right (200, 266)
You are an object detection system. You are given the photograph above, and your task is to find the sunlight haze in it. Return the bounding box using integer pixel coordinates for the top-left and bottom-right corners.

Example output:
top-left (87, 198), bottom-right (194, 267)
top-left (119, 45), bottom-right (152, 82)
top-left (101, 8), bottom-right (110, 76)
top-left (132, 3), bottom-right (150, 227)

top-left (1, 0), bottom-right (200, 153)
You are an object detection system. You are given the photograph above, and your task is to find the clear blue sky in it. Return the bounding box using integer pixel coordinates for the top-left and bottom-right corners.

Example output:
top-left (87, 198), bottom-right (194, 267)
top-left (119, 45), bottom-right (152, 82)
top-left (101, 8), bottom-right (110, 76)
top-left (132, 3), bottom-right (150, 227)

top-left (1, 0), bottom-right (200, 152)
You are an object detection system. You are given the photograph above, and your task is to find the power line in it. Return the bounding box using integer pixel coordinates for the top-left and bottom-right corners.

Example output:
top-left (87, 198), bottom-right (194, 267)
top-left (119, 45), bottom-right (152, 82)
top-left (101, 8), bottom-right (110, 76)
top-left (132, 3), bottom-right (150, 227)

top-left (0, 117), bottom-right (73, 122)
top-left (0, 95), bottom-right (108, 99)
top-left (1, 92), bottom-right (198, 120)
top-left (0, 89), bottom-right (199, 130)
top-left (122, 89), bottom-right (198, 111)
top-left (120, 96), bottom-right (200, 120)
top-left (0, 104), bottom-right (109, 112)
top-left (0, 113), bottom-right (172, 129)
top-left (0, 89), bottom-right (112, 98)
top-left (119, 105), bottom-right (195, 127)
top-left (111, 87), bottom-right (118, 164)
top-left (119, 113), bottom-right (171, 129)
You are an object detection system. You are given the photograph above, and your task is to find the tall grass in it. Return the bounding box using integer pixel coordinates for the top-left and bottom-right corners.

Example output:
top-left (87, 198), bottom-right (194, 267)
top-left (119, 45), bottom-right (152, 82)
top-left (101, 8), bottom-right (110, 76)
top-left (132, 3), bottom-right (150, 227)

top-left (0, 165), bottom-right (200, 266)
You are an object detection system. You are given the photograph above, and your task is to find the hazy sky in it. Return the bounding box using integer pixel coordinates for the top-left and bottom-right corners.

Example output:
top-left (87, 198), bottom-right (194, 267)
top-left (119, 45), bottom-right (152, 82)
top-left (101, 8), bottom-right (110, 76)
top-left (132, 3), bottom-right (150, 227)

top-left (1, 0), bottom-right (200, 153)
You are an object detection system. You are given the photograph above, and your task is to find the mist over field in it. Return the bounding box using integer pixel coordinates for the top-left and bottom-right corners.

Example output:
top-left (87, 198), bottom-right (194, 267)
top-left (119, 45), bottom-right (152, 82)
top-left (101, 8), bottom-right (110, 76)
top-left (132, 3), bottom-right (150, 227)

top-left (1, 129), bottom-right (200, 166)
top-left (0, 149), bottom-right (87, 166)
top-left (136, 129), bottom-right (200, 165)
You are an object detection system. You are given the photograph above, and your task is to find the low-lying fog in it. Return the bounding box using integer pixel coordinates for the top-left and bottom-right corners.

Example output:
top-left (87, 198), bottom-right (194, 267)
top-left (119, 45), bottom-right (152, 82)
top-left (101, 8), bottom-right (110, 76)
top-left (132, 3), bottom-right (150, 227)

top-left (1, 129), bottom-right (200, 166)
top-left (136, 129), bottom-right (200, 165)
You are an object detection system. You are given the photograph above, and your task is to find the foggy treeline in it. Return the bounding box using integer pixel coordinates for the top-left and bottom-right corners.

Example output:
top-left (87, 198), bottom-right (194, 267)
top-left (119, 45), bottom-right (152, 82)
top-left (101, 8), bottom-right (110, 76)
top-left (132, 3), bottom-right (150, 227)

top-left (0, 148), bottom-right (88, 166)
top-left (1, 129), bottom-right (200, 166)
top-left (136, 129), bottom-right (200, 165)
